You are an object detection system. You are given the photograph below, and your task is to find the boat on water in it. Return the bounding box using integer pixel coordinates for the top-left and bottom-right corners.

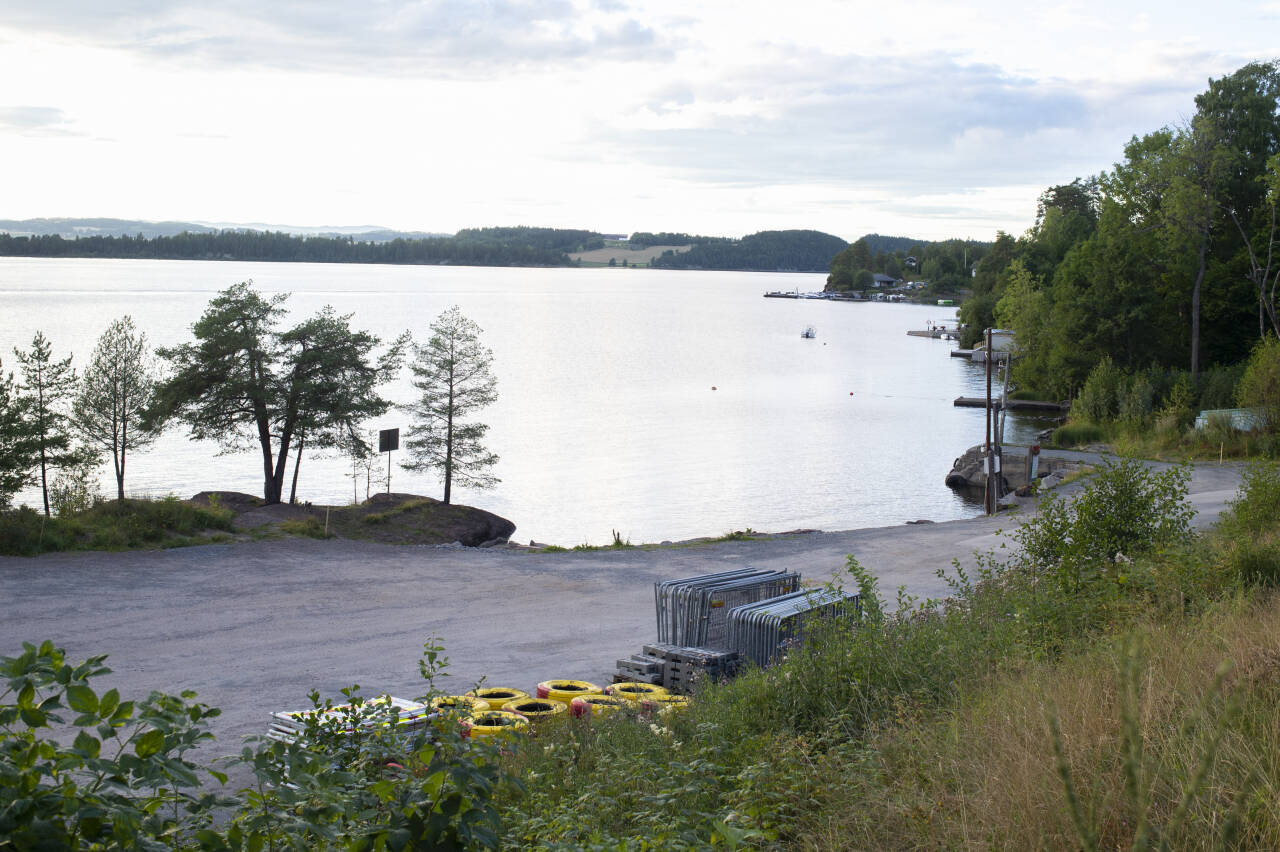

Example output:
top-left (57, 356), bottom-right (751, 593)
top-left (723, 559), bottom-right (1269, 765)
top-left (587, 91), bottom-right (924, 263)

top-left (801, 326), bottom-right (817, 339)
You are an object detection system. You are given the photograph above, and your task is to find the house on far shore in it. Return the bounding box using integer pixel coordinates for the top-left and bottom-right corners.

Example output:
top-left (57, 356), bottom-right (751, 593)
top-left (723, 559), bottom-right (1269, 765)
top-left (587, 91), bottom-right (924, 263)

top-left (871, 273), bottom-right (900, 288)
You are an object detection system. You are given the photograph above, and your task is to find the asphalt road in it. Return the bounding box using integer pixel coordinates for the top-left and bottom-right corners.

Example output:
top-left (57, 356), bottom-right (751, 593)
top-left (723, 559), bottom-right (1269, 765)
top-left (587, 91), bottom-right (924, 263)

top-left (0, 456), bottom-right (1245, 783)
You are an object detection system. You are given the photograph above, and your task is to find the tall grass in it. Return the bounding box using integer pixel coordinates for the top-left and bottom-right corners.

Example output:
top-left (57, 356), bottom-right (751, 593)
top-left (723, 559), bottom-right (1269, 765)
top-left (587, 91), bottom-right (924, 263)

top-left (0, 496), bottom-right (234, 555)
top-left (496, 460), bottom-right (1280, 848)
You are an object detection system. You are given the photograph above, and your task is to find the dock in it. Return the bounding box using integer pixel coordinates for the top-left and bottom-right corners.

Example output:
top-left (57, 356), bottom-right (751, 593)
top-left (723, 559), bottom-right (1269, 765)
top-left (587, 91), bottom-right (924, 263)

top-left (953, 397), bottom-right (1069, 413)
top-left (907, 329), bottom-right (958, 340)
top-left (950, 348), bottom-right (974, 358)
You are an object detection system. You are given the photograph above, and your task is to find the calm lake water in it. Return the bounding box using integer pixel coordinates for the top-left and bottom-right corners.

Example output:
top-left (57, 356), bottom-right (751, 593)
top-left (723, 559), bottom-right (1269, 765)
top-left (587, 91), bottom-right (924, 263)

top-left (0, 258), bottom-right (1049, 545)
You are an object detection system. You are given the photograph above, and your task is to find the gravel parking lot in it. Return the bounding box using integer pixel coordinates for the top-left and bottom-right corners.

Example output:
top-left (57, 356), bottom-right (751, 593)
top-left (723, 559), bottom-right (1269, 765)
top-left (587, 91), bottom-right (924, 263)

top-left (0, 455), bottom-right (1243, 783)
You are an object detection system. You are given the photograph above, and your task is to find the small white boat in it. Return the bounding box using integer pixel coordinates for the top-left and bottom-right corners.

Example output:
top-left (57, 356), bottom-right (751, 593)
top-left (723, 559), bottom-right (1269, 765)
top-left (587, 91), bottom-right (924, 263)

top-left (801, 326), bottom-right (817, 339)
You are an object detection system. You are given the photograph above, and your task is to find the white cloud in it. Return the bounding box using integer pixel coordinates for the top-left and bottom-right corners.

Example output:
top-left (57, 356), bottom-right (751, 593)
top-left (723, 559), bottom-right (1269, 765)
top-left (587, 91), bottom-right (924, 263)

top-left (0, 0), bottom-right (1274, 239)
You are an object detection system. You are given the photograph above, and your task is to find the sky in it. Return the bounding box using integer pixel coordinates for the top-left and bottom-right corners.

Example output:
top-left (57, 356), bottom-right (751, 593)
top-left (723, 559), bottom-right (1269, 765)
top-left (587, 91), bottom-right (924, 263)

top-left (0, 1), bottom-right (1277, 242)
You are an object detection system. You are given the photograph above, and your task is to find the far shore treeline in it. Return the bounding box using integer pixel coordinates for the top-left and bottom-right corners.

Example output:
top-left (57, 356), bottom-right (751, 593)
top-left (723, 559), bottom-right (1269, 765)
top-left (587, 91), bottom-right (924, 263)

top-left (0, 224), bottom-right (858, 273)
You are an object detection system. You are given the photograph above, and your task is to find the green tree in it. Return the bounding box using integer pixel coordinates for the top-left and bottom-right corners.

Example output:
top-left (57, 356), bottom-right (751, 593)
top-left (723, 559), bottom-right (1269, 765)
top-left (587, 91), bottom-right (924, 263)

top-left (402, 306), bottom-right (499, 505)
top-left (74, 317), bottom-right (159, 501)
top-left (13, 331), bottom-right (83, 515)
top-left (0, 359), bottom-right (38, 508)
top-left (1238, 335), bottom-right (1280, 431)
top-left (156, 282), bottom-right (403, 505)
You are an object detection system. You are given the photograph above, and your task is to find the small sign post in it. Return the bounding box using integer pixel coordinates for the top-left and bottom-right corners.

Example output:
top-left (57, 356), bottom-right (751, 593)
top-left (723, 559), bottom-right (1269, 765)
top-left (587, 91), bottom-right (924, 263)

top-left (379, 428), bottom-right (399, 494)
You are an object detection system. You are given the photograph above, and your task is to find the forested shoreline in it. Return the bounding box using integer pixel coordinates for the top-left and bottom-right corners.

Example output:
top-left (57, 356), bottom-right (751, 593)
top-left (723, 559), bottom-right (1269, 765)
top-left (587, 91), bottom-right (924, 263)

top-left (954, 61), bottom-right (1279, 406)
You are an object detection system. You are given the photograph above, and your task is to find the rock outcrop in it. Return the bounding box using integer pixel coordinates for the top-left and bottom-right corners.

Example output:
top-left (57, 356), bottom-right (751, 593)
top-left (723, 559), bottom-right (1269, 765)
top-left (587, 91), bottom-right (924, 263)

top-left (944, 445), bottom-right (1083, 493)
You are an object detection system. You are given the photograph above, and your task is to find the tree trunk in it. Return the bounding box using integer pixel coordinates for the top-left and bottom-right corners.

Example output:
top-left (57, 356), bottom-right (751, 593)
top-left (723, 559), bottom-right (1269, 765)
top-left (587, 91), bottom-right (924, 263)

top-left (1191, 231), bottom-right (1207, 382)
top-left (444, 377), bottom-right (454, 505)
top-left (289, 435), bottom-right (304, 504)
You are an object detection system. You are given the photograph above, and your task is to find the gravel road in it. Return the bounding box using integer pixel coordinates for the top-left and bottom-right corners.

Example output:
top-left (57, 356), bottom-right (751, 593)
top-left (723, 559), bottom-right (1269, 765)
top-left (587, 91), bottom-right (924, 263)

top-left (0, 455), bottom-right (1245, 782)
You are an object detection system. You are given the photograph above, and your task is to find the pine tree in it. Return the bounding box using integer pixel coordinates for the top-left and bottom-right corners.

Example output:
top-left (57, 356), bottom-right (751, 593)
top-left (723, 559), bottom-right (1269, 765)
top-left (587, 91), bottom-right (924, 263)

top-left (402, 307), bottom-right (499, 505)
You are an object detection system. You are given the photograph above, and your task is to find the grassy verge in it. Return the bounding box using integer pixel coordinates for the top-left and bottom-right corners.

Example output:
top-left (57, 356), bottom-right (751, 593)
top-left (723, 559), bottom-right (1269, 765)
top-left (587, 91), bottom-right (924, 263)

top-left (0, 497), bottom-right (234, 556)
top-left (493, 459), bottom-right (1280, 848)
top-left (1049, 417), bottom-right (1279, 461)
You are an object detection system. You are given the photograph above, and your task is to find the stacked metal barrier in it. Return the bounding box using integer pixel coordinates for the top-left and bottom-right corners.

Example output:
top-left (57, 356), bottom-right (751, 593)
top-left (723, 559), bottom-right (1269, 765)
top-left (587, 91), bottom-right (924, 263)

top-left (655, 568), bottom-right (800, 649)
top-left (726, 589), bottom-right (858, 668)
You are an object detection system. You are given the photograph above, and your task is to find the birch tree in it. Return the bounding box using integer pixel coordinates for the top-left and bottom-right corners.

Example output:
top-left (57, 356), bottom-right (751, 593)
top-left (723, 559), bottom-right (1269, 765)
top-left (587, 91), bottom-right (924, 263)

top-left (74, 317), bottom-right (159, 501)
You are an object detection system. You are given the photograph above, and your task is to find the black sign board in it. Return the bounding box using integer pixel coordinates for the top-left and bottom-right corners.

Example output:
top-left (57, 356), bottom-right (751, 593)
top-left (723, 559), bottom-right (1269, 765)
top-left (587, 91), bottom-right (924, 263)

top-left (378, 428), bottom-right (400, 453)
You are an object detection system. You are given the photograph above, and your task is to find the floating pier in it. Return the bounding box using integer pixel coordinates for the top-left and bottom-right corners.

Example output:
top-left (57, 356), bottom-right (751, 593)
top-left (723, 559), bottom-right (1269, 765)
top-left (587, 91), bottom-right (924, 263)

top-left (953, 397), bottom-right (1069, 413)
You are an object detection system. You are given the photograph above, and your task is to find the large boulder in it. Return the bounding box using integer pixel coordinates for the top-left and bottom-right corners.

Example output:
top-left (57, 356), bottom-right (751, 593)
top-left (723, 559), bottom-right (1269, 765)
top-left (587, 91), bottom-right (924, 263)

top-left (359, 493), bottom-right (517, 546)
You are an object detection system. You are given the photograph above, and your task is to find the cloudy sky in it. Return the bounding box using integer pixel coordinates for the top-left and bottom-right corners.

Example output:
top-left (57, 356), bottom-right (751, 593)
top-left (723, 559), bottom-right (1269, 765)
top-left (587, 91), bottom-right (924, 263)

top-left (0, 1), bottom-right (1276, 241)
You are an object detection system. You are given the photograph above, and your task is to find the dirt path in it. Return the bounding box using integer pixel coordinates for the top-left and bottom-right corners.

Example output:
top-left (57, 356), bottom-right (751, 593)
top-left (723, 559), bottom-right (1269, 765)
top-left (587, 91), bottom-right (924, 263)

top-left (0, 458), bottom-right (1244, 783)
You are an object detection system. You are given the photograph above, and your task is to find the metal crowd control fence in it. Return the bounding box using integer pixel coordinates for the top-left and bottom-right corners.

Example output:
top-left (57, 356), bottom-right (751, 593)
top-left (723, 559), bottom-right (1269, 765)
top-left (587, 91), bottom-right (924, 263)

top-left (726, 589), bottom-right (858, 668)
top-left (655, 568), bottom-right (800, 649)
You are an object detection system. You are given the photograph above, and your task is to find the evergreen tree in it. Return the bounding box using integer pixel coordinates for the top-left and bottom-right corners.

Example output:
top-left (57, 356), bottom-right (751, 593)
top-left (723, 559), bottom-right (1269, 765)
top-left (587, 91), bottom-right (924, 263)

top-left (13, 332), bottom-right (83, 515)
top-left (0, 358), bottom-right (38, 508)
top-left (402, 307), bottom-right (499, 505)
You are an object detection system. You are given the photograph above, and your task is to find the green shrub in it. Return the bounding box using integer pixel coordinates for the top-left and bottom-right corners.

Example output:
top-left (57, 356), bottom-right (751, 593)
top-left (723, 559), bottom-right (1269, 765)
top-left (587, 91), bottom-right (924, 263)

top-left (1073, 357), bottom-right (1125, 422)
top-left (1238, 336), bottom-right (1280, 431)
top-left (1119, 372), bottom-right (1155, 424)
top-left (1202, 410), bottom-right (1240, 445)
top-left (1052, 422), bottom-right (1106, 446)
top-left (0, 497), bottom-right (234, 555)
top-left (1221, 461), bottom-right (1280, 539)
top-left (1199, 363), bottom-right (1245, 410)
top-left (1227, 538), bottom-right (1280, 588)
top-left (280, 516), bottom-right (332, 538)
top-left (1015, 458), bottom-right (1194, 594)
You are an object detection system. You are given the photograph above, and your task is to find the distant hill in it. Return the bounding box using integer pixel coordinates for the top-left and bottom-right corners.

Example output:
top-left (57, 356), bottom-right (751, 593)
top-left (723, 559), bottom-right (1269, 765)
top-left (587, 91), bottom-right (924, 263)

top-left (649, 230), bottom-right (848, 272)
top-left (859, 234), bottom-right (926, 255)
top-left (0, 217), bottom-right (450, 242)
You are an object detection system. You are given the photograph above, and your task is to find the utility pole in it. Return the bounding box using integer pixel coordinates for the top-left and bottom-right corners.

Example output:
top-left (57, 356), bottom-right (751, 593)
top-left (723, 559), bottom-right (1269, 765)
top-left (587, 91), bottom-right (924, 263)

top-left (984, 327), bottom-right (994, 515)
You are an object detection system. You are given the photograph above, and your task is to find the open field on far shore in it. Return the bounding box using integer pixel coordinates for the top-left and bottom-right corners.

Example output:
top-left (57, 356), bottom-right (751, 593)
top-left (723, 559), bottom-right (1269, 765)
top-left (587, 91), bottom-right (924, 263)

top-left (568, 243), bottom-right (692, 266)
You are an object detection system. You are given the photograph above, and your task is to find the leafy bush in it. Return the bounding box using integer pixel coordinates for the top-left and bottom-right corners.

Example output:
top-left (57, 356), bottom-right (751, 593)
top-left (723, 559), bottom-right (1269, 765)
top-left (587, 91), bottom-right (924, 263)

top-left (1221, 461), bottom-right (1280, 539)
top-left (1199, 363), bottom-right (1245, 410)
top-left (1052, 422), bottom-right (1106, 446)
top-left (1119, 372), bottom-right (1155, 424)
top-left (1073, 357), bottom-right (1125, 422)
top-left (1014, 458), bottom-right (1193, 594)
top-left (0, 641), bottom-right (224, 848)
top-left (0, 639), bottom-right (513, 850)
top-left (1238, 335), bottom-right (1280, 431)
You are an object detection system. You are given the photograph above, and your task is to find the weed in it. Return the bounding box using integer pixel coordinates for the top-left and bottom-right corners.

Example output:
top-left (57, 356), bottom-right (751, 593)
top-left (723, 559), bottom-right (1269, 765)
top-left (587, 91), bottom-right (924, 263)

top-left (280, 516), bottom-right (333, 539)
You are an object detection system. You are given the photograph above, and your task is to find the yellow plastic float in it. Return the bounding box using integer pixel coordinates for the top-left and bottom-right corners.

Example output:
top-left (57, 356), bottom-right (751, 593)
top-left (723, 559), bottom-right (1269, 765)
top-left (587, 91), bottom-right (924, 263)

top-left (536, 679), bottom-right (600, 705)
